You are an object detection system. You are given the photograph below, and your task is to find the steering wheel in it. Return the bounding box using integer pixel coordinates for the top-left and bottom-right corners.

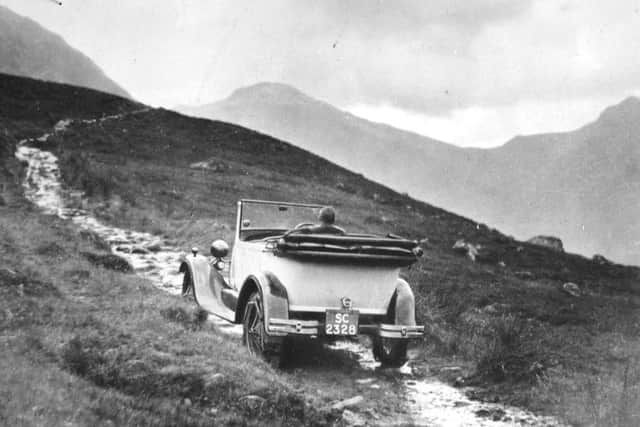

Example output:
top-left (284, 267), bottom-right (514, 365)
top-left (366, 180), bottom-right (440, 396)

top-left (293, 222), bottom-right (314, 230)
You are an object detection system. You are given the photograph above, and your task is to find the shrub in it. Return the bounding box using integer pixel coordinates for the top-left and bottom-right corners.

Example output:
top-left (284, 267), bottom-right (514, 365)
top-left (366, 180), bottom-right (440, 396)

top-left (475, 315), bottom-right (544, 383)
top-left (160, 306), bottom-right (208, 331)
top-left (81, 252), bottom-right (133, 273)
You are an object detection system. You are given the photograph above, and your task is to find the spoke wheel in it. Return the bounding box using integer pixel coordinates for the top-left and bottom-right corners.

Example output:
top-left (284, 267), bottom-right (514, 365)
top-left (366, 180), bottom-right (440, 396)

top-left (243, 293), bottom-right (266, 356)
top-left (242, 292), bottom-right (284, 366)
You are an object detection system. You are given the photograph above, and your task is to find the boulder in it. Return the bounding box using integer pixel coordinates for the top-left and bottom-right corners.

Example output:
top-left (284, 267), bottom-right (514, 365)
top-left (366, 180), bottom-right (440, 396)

top-left (452, 239), bottom-right (498, 263)
top-left (330, 395), bottom-right (364, 411)
top-left (131, 246), bottom-right (150, 254)
top-left (453, 239), bottom-right (479, 261)
top-left (145, 241), bottom-right (163, 252)
top-left (562, 282), bottom-right (581, 297)
top-left (592, 254), bottom-right (613, 265)
top-left (527, 235), bottom-right (564, 252)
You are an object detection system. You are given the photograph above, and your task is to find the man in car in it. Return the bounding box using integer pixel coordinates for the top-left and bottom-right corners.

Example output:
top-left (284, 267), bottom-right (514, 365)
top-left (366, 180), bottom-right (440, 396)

top-left (295, 206), bottom-right (346, 235)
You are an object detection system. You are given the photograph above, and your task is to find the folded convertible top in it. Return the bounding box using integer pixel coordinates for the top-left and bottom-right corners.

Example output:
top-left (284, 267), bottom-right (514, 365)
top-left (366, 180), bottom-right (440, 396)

top-left (275, 233), bottom-right (422, 267)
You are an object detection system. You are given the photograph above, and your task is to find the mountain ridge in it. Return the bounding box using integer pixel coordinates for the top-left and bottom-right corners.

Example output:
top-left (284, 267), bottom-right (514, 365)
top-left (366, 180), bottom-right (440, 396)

top-left (0, 5), bottom-right (130, 99)
top-left (178, 83), bottom-right (640, 265)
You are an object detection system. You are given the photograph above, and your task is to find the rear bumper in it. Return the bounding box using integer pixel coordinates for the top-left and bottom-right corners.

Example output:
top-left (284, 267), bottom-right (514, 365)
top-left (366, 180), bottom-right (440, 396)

top-left (267, 318), bottom-right (424, 338)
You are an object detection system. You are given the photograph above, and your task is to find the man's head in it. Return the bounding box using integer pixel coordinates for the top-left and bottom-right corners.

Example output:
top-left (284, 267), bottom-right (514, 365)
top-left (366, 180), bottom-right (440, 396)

top-left (318, 206), bottom-right (336, 225)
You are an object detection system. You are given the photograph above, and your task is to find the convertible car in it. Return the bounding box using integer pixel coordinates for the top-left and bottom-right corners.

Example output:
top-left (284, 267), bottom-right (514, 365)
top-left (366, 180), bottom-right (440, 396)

top-left (179, 199), bottom-right (424, 366)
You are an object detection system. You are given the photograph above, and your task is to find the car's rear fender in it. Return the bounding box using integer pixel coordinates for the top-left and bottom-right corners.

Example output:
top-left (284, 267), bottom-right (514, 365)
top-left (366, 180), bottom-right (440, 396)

top-left (234, 272), bottom-right (289, 328)
top-left (391, 278), bottom-right (417, 326)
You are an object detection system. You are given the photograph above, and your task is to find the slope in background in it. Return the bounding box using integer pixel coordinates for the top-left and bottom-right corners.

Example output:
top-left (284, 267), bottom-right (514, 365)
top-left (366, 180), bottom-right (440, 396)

top-left (179, 84), bottom-right (640, 266)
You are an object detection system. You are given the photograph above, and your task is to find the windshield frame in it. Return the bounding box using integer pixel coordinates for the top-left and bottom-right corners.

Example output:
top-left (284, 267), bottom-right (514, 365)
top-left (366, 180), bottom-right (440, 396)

top-left (236, 199), bottom-right (325, 241)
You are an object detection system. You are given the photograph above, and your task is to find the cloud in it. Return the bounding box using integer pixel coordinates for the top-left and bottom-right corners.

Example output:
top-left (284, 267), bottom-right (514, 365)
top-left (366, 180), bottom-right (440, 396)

top-left (2, 0), bottom-right (640, 143)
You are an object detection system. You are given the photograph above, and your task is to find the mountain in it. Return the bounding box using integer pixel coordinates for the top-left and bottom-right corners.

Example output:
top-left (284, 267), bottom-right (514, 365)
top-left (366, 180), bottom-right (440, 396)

top-left (0, 5), bottom-right (130, 98)
top-left (177, 82), bottom-right (475, 209)
top-left (178, 85), bottom-right (640, 265)
top-left (469, 97), bottom-right (640, 266)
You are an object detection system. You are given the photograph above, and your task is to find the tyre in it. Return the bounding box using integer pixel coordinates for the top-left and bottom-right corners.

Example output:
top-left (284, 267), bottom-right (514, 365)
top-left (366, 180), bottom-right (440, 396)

top-left (372, 292), bottom-right (409, 367)
top-left (372, 336), bottom-right (408, 368)
top-left (242, 292), bottom-right (283, 366)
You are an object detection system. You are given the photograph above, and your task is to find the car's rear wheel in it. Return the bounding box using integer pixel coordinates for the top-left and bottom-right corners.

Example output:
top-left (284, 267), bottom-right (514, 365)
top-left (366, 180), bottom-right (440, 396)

top-left (373, 294), bottom-right (409, 367)
top-left (242, 292), bottom-right (283, 366)
top-left (372, 336), bottom-right (408, 368)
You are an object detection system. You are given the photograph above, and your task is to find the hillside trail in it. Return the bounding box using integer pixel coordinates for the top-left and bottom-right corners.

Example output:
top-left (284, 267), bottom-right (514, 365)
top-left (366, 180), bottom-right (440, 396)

top-left (14, 113), bottom-right (563, 426)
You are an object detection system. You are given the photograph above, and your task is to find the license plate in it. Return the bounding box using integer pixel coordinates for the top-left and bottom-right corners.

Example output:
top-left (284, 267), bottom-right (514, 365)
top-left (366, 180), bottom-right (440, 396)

top-left (325, 310), bottom-right (359, 335)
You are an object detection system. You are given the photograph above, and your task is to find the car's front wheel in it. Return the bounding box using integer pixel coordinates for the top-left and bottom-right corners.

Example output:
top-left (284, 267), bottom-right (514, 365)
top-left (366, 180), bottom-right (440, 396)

top-left (242, 292), bottom-right (282, 366)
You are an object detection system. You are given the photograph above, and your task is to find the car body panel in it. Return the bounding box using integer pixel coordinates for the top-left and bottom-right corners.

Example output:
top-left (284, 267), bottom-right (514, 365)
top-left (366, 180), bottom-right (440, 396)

top-left (180, 254), bottom-right (235, 322)
top-left (182, 199), bottom-right (424, 340)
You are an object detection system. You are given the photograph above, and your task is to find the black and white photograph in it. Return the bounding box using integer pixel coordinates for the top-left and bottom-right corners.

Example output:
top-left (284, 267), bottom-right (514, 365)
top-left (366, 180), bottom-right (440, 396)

top-left (0, 1), bottom-right (639, 425)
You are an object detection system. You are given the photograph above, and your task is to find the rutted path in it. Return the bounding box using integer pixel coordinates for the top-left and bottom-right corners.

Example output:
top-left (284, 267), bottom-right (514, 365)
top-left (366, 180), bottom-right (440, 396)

top-left (15, 115), bottom-right (562, 426)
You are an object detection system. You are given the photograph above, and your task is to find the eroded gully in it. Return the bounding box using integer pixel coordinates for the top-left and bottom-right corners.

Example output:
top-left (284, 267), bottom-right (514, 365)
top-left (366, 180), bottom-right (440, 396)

top-left (14, 115), bottom-right (562, 426)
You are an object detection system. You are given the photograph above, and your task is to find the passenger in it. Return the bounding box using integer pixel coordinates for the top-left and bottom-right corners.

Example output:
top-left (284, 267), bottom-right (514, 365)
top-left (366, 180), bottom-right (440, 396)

top-left (306, 207), bottom-right (346, 235)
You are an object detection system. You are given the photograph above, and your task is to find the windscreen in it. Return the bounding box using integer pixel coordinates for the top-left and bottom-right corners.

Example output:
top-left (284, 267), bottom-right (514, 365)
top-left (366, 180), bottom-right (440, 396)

top-left (240, 201), bottom-right (322, 236)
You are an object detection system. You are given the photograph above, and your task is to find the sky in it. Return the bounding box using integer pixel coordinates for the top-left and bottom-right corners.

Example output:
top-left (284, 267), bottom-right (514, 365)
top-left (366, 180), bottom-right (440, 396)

top-left (2, 0), bottom-right (640, 147)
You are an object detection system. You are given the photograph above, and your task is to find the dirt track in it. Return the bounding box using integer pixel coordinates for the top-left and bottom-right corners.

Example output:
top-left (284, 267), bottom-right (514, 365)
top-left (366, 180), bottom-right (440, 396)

top-left (15, 115), bottom-right (564, 426)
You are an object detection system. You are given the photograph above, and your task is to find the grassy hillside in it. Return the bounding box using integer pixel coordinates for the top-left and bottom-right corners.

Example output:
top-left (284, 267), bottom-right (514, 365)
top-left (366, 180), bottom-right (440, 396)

top-left (3, 73), bottom-right (640, 425)
top-left (0, 74), bottom-right (324, 426)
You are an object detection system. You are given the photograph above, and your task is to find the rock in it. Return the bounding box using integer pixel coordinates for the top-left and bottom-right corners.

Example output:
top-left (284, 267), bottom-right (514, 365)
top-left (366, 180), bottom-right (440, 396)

top-left (364, 408), bottom-right (380, 420)
top-left (355, 378), bottom-right (375, 385)
top-left (115, 245), bottom-right (131, 253)
top-left (79, 229), bottom-right (112, 251)
top-left (452, 239), bottom-right (497, 263)
top-left (452, 239), bottom-right (479, 261)
top-left (183, 398), bottom-right (192, 407)
top-left (592, 254), bottom-right (612, 265)
top-left (0, 267), bottom-right (18, 281)
top-left (562, 282), bottom-right (581, 297)
top-left (515, 270), bottom-right (534, 280)
top-left (0, 194), bottom-right (6, 206)
top-left (527, 235), bottom-right (564, 252)
top-left (482, 303), bottom-right (510, 314)
top-left (146, 241), bottom-right (163, 252)
top-left (330, 395), bottom-right (364, 411)
top-left (476, 408), bottom-right (506, 421)
top-left (341, 409), bottom-right (366, 426)
top-left (204, 373), bottom-right (225, 387)
top-left (131, 246), bottom-right (150, 254)
top-left (81, 252), bottom-right (133, 273)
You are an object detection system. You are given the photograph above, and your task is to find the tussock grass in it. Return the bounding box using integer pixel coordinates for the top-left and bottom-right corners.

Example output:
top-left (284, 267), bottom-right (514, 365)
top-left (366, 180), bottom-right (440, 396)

top-left (0, 205), bottom-right (323, 426)
top-left (49, 106), bottom-right (640, 424)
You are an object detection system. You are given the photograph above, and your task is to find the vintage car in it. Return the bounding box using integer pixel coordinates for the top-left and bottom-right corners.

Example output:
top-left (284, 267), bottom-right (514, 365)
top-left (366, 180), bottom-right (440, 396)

top-left (179, 199), bottom-right (424, 366)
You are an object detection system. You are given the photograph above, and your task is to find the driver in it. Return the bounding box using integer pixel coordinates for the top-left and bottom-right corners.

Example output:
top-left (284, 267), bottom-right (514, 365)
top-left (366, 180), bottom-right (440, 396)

top-left (299, 206), bottom-right (346, 235)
